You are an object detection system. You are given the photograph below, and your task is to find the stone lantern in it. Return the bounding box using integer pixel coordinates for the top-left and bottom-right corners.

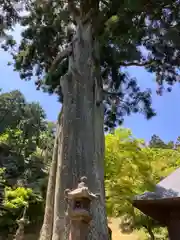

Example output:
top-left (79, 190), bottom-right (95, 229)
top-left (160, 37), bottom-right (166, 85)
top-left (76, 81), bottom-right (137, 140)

top-left (14, 206), bottom-right (29, 240)
top-left (65, 176), bottom-right (98, 240)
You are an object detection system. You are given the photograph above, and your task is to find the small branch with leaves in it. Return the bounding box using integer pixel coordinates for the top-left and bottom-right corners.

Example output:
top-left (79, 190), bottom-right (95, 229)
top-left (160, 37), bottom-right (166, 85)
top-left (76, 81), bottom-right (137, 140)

top-left (49, 44), bottom-right (72, 73)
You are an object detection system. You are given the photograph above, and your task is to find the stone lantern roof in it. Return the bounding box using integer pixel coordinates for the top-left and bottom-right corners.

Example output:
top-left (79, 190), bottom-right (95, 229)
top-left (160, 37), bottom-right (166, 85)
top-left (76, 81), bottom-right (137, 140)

top-left (66, 176), bottom-right (98, 200)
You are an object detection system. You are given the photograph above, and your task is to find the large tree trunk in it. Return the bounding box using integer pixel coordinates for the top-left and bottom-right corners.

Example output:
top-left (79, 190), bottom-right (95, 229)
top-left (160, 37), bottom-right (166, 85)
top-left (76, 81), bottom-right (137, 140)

top-left (39, 123), bottom-right (60, 240)
top-left (39, 16), bottom-right (108, 240)
top-left (52, 20), bottom-right (108, 240)
top-left (52, 110), bottom-right (66, 240)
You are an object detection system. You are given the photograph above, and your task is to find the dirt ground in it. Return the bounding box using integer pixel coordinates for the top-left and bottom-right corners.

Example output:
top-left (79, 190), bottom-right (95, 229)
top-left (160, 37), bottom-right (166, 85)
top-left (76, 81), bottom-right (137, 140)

top-left (108, 218), bottom-right (144, 240)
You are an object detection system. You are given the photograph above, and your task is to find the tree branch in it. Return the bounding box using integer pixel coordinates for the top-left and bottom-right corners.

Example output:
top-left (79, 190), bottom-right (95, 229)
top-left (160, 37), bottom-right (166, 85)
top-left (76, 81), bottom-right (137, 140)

top-left (100, 0), bottom-right (109, 8)
top-left (81, 8), bottom-right (94, 24)
top-left (103, 90), bottom-right (129, 106)
top-left (49, 44), bottom-right (72, 73)
top-left (103, 89), bottom-right (121, 96)
top-left (68, 0), bottom-right (80, 23)
top-left (119, 59), bottom-right (154, 67)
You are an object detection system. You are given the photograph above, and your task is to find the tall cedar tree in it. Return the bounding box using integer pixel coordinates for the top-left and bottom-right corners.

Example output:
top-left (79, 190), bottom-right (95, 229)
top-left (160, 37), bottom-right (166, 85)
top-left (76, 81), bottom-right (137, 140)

top-left (2, 0), bottom-right (180, 240)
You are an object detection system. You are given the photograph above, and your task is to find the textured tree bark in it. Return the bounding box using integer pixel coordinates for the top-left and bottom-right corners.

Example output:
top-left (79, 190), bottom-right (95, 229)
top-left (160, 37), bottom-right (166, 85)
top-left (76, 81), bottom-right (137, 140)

top-left (51, 20), bottom-right (108, 240)
top-left (39, 124), bottom-right (60, 240)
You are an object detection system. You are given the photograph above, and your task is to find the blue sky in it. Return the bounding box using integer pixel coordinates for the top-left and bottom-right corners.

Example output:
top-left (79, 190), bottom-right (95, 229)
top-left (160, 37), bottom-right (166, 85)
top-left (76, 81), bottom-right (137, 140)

top-left (1, 26), bottom-right (180, 142)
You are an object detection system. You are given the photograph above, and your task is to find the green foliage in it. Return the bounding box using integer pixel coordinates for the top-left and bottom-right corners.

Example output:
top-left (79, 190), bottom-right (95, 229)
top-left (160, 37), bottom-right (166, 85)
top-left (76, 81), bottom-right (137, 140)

top-left (105, 128), bottom-right (155, 217)
top-left (4, 187), bottom-right (36, 209)
top-left (0, 1), bottom-right (22, 39)
top-left (105, 128), bottom-right (180, 239)
top-left (0, 90), bottom-right (53, 157)
top-left (0, 89), bottom-right (55, 235)
top-left (0, 90), bottom-right (25, 134)
top-left (3, 0), bottom-right (180, 128)
top-left (10, 0), bottom-right (180, 128)
top-left (0, 185), bottom-right (43, 233)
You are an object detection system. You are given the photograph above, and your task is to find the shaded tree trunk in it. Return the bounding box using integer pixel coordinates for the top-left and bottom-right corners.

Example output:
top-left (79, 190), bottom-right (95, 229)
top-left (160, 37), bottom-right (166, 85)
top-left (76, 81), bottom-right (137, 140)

top-left (39, 123), bottom-right (60, 240)
top-left (40, 18), bottom-right (108, 240)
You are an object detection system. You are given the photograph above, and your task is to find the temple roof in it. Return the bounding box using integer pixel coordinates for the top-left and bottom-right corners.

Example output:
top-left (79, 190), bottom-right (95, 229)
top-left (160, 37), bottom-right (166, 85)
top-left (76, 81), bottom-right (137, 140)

top-left (133, 168), bottom-right (180, 225)
top-left (134, 168), bottom-right (180, 201)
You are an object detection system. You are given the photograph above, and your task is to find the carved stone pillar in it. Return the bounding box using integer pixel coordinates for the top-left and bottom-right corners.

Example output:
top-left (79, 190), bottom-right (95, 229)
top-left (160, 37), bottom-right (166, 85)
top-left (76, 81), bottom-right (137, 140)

top-left (14, 206), bottom-right (29, 240)
top-left (69, 220), bottom-right (89, 240)
top-left (14, 219), bottom-right (25, 240)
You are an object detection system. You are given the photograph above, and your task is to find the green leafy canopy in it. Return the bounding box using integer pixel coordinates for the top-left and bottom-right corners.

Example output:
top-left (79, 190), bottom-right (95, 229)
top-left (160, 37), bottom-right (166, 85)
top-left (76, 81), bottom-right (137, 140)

top-left (2, 0), bottom-right (180, 129)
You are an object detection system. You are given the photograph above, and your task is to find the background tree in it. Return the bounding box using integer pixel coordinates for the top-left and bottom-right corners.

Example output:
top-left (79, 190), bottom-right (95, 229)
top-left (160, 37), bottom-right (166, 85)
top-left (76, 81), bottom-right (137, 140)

top-left (0, 90), bottom-right (47, 155)
top-left (17, 102), bottom-right (47, 156)
top-left (38, 121), bottom-right (56, 169)
top-left (0, 90), bottom-right (52, 238)
top-left (0, 90), bottom-right (25, 134)
top-left (149, 134), bottom-right (174, 149)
